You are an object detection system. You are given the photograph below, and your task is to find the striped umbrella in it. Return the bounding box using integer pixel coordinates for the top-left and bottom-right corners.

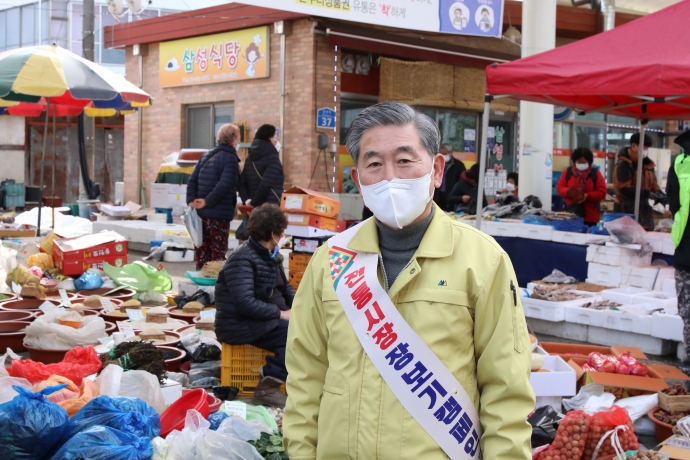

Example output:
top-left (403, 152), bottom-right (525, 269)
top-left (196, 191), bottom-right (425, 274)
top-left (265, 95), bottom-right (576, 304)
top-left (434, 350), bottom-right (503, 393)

top-left (0, 44), bottom-right (152, 234)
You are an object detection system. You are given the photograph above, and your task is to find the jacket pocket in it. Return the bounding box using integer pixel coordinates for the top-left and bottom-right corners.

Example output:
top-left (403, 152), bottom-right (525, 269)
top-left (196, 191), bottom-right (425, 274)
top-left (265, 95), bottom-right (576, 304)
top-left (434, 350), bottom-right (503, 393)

top-left (513, 298), bottom-right (529, 353)
top-left (316, 368), bottom-right (349, 460)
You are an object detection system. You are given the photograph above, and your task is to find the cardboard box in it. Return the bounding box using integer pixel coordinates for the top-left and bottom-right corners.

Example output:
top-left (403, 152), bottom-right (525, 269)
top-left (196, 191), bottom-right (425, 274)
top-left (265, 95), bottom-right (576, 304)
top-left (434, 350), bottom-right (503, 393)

top-left (54, 254), bottom-right (127, 276)
top-left (289, 253), bottom-right (312, 271)
top-left (286, 225), bottom-right (336, 238)
top-left (530, 355), bottom-right (577, 397)
top-left (286, 213), bottom-right (346, 233)
top-left (281, 186), bottom-right (340, 218)
top-left (0, 229), bottom-right (37, 238)
top-left (658, 435), bottom-right (690, 459)
top-left (540, 342), bottom-right (648, 361)
top-left (289, 270), bottom-right (304, 289)
top-left (150, 183), bottom-right (187, 195)
top-left (568, 357), bottom-right (668, 398)
top-left (151, 192), bottom-right (186, 209)
top-left (53, 238), bottom-right (127, 262)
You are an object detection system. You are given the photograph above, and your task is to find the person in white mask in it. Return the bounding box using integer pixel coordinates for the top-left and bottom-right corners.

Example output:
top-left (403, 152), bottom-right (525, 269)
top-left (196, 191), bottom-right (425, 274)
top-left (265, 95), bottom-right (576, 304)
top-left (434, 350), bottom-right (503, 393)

top-left (284, 102), bottom-right (535, 460)
top-left (556, 148), bottom-right (607, 226)
top-left (239, 124), bottom-right (285, 208)
top-left (613, 132), bottom-right (661, 229)
top-left (433, 143), bottom-right (466, 211)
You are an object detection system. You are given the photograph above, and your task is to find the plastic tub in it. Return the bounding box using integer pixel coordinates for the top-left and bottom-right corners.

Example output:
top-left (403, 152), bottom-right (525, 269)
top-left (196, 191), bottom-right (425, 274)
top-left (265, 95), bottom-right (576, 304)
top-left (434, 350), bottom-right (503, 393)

top-left (101, 306), bottom-right (149, 323)
top-left (0, 310), bottom-right (35, 322)
top-left (157, 346), bottom-right (186, 372)
top-left (160, 388), bottom-right (209, 437)
top-left (44, 291), bottom-right (79, 302)
top-left (76, 288), bottom-right (136, 302)
top-left (25, 346), bottom-right (69, 364)
top-left (0, 293), bottom-right (19, 304)
top-left (0, 299), bottom-right (61, 312)
top-left (127, 330), bottom-right (181, 348)
top-left (179, 361), bottom-right (190, 375)
top-left (649, 407), bottom-right (674, 443)
top-left (181, 389), bottom-right (222, 414)
top-left (69, 298), bottom-right (123, 313)
top-left (104, 321), bottom-right (117, 335)
top-left (168, 305), bottom-right (215, 324)
top-left (0, 321), bottom-right (31, 352)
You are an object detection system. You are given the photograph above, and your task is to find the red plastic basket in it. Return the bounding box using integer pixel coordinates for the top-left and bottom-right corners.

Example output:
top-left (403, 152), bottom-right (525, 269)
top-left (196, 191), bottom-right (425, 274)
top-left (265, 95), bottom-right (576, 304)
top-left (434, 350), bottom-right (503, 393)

top-left (160, 388), bottom-right (209, 437)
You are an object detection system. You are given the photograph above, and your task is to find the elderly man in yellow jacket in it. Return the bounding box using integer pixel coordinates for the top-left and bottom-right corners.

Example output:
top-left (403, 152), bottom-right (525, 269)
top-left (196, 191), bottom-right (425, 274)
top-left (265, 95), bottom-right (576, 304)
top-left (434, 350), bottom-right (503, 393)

top-left (283, 102), bottom-right (535, 460)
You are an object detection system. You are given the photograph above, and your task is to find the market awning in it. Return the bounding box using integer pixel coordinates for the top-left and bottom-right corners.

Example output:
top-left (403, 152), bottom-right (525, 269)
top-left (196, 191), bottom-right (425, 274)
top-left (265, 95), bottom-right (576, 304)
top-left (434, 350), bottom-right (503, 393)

top-left (316, 20), bottom-right (519, 69)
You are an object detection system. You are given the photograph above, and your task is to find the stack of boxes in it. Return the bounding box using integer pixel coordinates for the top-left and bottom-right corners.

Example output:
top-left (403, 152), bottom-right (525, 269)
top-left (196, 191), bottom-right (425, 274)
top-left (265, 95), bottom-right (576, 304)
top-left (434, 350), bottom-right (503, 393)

top-left (1, 182), bottom-right (25, 208)
top-left (150, 183), bottom-right (187, 224)
top-left (52, 233), bottom-right (128, 276)
top-left (586, 243), bottom-right (674, 290)
top-left (280, 187), bottom-right (343, 290)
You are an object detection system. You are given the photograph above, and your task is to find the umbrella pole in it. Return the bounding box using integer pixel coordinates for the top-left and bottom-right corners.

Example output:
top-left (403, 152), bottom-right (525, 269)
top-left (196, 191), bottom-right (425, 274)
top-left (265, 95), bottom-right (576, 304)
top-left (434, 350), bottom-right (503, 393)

top-left (475, 95), bottom-right (492, 231)
top-left (37, 98), bottom-right (50, 236)
top-left (633, 122), bottom-right (647, 223)
top-left (51, 110), bottom-right (56, 230)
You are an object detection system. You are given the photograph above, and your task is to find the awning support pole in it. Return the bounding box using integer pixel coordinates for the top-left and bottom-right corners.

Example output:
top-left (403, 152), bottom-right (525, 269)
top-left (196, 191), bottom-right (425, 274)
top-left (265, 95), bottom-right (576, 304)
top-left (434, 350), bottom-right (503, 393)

top-left (633, 120), bottom-right (647, 223)
top-left (475, 95), bottom-right (492, 231)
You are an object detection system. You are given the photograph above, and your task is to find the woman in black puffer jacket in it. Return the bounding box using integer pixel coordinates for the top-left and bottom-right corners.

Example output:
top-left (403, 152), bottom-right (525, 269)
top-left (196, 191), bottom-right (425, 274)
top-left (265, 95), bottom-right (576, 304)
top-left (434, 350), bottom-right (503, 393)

top-left (239, 124), bottom-right (284, 207)
top-left (215, 203), bottom-right (293, 407)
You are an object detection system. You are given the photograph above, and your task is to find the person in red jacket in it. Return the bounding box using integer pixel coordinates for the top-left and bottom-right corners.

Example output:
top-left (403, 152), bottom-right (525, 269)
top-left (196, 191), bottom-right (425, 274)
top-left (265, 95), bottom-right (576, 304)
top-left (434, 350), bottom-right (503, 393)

top-left (557, 147), bottom-right (607, 226)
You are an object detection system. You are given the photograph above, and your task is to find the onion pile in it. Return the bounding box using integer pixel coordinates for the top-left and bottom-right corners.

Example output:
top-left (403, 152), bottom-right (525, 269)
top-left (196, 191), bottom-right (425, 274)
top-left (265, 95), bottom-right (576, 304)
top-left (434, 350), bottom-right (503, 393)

top-left (537, 411), bottom-right (590, 460)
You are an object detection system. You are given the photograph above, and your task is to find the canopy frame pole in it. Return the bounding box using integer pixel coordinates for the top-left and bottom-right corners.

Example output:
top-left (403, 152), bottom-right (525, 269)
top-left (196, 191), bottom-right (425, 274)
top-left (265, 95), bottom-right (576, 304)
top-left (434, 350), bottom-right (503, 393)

top-left (51, 110), bottom-right (57, 231)
top-left (37, 98), bottom-right (50, 236)
top-left (634, 109), bottom-right (648, 223)
top-left (475, 95), bottom-right (493, 231)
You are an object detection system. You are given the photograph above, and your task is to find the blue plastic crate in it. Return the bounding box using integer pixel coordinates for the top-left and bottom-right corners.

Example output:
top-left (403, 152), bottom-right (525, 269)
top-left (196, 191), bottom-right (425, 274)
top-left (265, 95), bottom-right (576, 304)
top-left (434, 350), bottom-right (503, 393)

top-left (1, 183), bottom-right (24, 196)
top-left (155, 208), bottom-right (173, 224)
top-left (4, 194), bottom-right (25, 208)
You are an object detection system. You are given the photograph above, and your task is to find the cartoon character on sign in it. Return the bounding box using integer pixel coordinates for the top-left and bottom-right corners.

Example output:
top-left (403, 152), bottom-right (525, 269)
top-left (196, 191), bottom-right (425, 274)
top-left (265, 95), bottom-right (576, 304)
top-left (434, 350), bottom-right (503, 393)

top-left (475, 6), bottom-right (494, 32)
top-left (448, 2), bottom-right (470, 31)
top-left (243, 34), bottom-right (264, 77)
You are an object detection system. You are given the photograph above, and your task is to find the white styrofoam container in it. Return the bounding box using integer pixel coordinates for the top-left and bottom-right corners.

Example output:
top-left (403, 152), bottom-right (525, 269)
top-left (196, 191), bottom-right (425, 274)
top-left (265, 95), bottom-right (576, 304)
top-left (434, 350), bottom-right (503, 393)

top-left (600, 286), bottom-right (650, 304)
top-left (632, 291), bottom-right (678, 314)
top-left (587, 263), bottom-right (623, 286)
top-left (645, 232), bottom-right (671, 254)
top-left (163, 249), bottom-right (195, 262)
top-left (662, 278), bottom-right (677, 296)
top-left (602, 308), bottom-right (653, 335)
top-left (651, 313), bottom-right (684, 342)
top-left (521, 296), bottom-right (597, 322)
top-left (679, 343), bottom-right (686, 361)
top-left (586, 244), bottom-right (653, 267)
top-left (587, 325), bottom-right (676, 355)
top-left (484, 220), bottom-right (520, 237)
top-left (551, 231), bottom-right (588, 245)
top-left (530, 355), bottom-right (577, 397)
top-left (285, 225), bottom-right (336, 238)
top-left (160, 378), bottom-right (183, 406)
top-left (526, 318), bottom-right (589, 342)
top-left (621, 266), bottom-right (675, 290)
top-left (663, 237), bottom-right (676, 256)
top-left (518, 223), bottom-right (553, 241)
top-left (565, 305), bottom-right (608, 328)
top-left (586, 234), bottom-right (610, 245)
top-left (150, 183), bottom-right (187, 195)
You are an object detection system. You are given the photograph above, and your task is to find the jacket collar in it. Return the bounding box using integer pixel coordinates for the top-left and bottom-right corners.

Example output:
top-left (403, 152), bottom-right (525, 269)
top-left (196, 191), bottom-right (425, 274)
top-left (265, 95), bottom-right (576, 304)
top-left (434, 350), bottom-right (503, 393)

top-left (214, 144), bottom-right (238, 156)
top-left (347, 203), bottom-right (453, 259)
top-left (248, 237), bottom-right (275, 261)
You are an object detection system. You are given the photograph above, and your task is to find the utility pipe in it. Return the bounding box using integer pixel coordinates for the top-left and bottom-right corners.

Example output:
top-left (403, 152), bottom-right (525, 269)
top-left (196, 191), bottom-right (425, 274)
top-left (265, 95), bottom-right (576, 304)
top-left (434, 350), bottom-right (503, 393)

top-left (279, 33), bottom-right (286, 163)
top-left (137, 54), bottom-right (145, 206)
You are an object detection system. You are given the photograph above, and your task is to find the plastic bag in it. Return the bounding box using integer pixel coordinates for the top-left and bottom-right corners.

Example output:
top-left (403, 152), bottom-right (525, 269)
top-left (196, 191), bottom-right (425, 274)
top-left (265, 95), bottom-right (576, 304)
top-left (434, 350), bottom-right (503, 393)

top-left (208, 412), bottom-right (229, 431)
top-left (0, 348), bottom-right (32, 403)
top-left (615, 394), bottom-right (658, 423)
top-left (75, 271), bottom-right (104, 291)
top-left (49, 425), bottom-right (153, 460)
top-left (541, 269), bottom-right (577, 284)
top-left (552, 218), bottom-right (588, 233)
top-left (183, 207), bottom-right (203, 247)
top-left (6, 265), bottom-right (40, 287)
top-left (604, 216), bottom-right (648, 247)
top-left (536, 410), bottom-right (591, 460)
top-left (97, 364), bottom-right (167, 414)
top-left (8, 346), bottom-right (103, 384)
top-left (23, 312), bottom-right (106, 349)
top-left (33, 375), bottom-right (100, 417)
top-left (563, 384), bottom-right (605, 412)
top-left (102, 261), bottom-right (172, 293)
top-left (192, 344), bottom-right (221, 363)
top-left (63, 395), bottom-right (161, 441)
top-left (246, 404), bottom-right (279, 433)
top-left (57, 278), bottom-right (76, 291)
top-left (188, 360), bottom-right (221, 389)
top-left (0, 385), bottom-right (69, 459)
top-left (180, 334), bottom-right (222, 358)
top-left (584, 406), bottom-right (639, 459)
top-left (0, 244), bottom-right (18, 274)
top-left (27, 252), bottom-right (54, 270)
top-left (523, 215), bottom-right (552, 226)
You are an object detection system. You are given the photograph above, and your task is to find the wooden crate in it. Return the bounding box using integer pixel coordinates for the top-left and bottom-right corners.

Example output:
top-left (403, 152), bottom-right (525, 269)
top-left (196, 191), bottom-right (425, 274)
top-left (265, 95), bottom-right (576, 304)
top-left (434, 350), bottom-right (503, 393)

top-left (658, 391), bottom-right (690, 412)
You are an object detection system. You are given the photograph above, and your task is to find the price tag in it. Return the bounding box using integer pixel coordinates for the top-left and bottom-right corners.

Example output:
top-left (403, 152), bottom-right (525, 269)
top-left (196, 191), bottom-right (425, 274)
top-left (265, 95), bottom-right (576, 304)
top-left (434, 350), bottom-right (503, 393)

top-left (11, 282), bottom-right (21, 295)
top-left (116, 321), bottom-right (135, 338)
top-left (39, 301), bottom-right (58, 313)
top-left (126, 309), bottom-right (144, 322)
top-left (100, 298), bottom-right (114, 313)
top-left (199, 309), bottom-right (216, 318)
top-left (224, 401), bottom-right (247, 419)
top-left (59, 289), bottom-right (72, 306)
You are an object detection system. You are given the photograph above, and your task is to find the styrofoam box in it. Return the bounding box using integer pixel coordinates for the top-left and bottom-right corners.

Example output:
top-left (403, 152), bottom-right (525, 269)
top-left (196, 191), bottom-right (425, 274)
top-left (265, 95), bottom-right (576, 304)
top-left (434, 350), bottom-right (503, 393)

top-left (601, 286), bottom-right (651, 304)
top-left (586, 244), bottom-right (653, 267)
top-left (150, 183), bottom-right (187, 195)
top-left (645, 232), bottom-right (671, 254)
top-left (602, 308), bottom-right (653, 335)
top-left (587, 263), bottom-right (623, 286)
top-left (662, 278), bottom-right (677, 296)
top-left (161, 378), bottom-right (183, 406)
top-left (527, 318), bottom-right (589, 342)
top-left (521, 296), bottom-right (597, 322)
top-left (484, 220), bottom-right (520, 237)
top-left (651, 313), bottom-right (684, 342)
top-left (518, 223), bottom-right (553, 241)
top-left (164, 249), bottom-right (194, 262)
top-left (663, 237), bottom-right (676, 256)
top-left (530, 355), bottom-right (577, 397)
top-left (285, 225), bottom-right (336, 238)
top-left (633, 291), bottom-right (678, 314)
top-left (565, 305), bottom-right (608, 327)
top-left (588, 325), bottom-right (676, 355)
top-left (621, 266), bottom-right (675, 290)
top-left (552, 231), bottom-right (588, 245)
top-left (586, 234), bottom-right (610, 245)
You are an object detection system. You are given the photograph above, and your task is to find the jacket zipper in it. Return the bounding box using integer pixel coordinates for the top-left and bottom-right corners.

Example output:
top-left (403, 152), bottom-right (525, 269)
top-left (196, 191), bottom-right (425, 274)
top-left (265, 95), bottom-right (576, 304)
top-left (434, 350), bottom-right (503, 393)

top-left (378, 254), bottom-right (416, 292)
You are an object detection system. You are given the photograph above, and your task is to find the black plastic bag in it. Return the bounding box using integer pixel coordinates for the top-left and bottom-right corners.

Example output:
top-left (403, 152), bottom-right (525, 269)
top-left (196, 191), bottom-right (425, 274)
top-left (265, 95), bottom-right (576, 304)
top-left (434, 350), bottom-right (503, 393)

top-left (192, 344), bottom-right (221, 363)
top-left (236, 215), bottom-right (249, 241)
top-left (527, 405), bottom-right (563, 449)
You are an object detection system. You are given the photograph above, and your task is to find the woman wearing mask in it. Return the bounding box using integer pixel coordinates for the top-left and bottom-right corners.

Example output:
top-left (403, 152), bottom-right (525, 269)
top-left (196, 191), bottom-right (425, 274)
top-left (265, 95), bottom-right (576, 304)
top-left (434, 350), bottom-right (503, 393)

top-left (447, 163), bottom-right (488, 214)
top-left (239, 124), bottom-right (285, 208)
top-left (557, 147), bottom-right (607, 226)
top-left (504, 172), bottom-right (518, 196)
top-left (214, 204), bottom-right (293, 407)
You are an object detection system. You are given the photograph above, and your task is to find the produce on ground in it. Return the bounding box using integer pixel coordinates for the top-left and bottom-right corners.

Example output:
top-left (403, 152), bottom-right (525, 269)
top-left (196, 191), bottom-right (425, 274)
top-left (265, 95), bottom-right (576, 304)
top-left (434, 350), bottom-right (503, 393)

top-left (536, 410), bottom-right (590, 460)
top-left (654, 408), bottom-right (690, 426)
top-left (249, 431), bottom-right (287, 460)
top-left (626, 450), bottom-right (666, 459)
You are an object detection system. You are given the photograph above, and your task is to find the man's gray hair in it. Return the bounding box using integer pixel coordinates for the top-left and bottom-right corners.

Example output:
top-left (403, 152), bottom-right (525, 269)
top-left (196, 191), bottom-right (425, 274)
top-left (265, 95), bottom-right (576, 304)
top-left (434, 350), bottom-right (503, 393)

top-left (345, 102), bottom-right (441, 164)
top-left (440, 143), bottom-right (453, 152)
top-left (216, 123), bottom-right (239, 146)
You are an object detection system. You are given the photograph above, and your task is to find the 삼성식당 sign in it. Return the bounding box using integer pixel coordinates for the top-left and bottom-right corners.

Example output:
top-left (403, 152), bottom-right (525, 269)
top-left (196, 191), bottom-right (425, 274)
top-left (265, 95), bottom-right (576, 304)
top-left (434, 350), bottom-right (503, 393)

top-left (247, 0), bottom-right (504, 38)
top-left (159, 26), bottom-right (270, 88)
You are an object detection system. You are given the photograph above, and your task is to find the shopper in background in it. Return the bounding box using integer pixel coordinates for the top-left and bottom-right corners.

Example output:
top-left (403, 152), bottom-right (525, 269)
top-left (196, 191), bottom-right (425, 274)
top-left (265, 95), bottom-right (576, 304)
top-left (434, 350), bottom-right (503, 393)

top-left (239, 124), bottom-right (285, 207)
top-left (214, 203), bottom-right (293, 407)
top-left (666, 131), bottom-right (690, 375)
top-left (505, 172), bottom-right (519, 196)
top-left (446, 163), bottom-right (487, 214)
top-left (433, 142), bottom-right (466, 211)
top-left (187, 123), bottom-right (241, 269)
top-left (613, 133), bottom-right (660, 229)
top-left (556, 147), bottom-right (607, 226)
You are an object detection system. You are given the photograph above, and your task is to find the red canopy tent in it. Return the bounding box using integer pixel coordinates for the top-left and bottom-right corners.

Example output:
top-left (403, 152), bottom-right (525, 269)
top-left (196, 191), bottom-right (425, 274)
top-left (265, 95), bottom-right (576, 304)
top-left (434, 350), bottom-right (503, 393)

top-left (477, 0), bottom-right (690, 228)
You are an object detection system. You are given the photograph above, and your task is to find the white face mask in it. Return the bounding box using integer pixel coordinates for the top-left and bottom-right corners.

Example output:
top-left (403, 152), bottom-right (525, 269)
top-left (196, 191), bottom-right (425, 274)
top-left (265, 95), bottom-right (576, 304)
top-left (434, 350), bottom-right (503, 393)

top-left (575, 163), bottom-right (590, 171)
top-left (271, 235), bottom-right (286, 258)
top-left (505, 182), bottom-right (516, 192)
top-left (643, 148), bottom-right (648, 158)
top-left (443, 154), bottom-right (452, 163)
top-left (358, 163), bottom-right (434, 229)
top-left (274, 141), bottom-right (281, 152)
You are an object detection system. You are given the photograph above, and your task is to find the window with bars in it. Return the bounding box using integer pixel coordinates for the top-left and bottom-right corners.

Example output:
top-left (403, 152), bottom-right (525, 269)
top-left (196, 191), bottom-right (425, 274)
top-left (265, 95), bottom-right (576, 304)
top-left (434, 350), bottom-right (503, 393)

top-left (186, 103), bottom-right (235, 150)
